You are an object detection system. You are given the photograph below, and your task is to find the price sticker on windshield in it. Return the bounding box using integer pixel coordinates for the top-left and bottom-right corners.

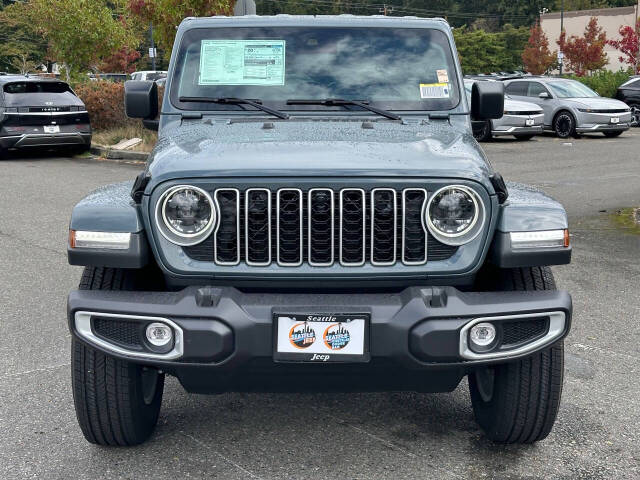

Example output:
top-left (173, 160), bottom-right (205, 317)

top-left (199, 39), bottom-right (286, 86)
top-left (420, 83), bottom-right (450, 99)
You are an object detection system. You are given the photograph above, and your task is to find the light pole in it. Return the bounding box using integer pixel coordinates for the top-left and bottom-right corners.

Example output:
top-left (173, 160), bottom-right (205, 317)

top-left (559, 0), bottom-right (564, 76)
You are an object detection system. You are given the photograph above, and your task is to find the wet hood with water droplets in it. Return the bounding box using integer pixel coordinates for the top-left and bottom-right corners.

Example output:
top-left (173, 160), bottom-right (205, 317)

top-left (146, 119), bottom-right (495, 190)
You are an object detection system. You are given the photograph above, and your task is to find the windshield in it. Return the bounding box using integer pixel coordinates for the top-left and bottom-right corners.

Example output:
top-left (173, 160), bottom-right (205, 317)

top-left (170, 27), bottom-right (460, 112)
top-left (548, 80), bottom-right (598, 98)
top-left (3, 81), bottom-right (72, 94)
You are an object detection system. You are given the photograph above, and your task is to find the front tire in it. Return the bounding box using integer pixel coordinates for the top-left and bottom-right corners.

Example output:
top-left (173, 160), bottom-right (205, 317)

top-left (473, 120), bottom-right (493, 142)
top-left (72, 267), bottom-right (165, 446)
top-left (469, 266), bottom-right (564, 443)
top-left (553, 111), bottom-right (577, 139)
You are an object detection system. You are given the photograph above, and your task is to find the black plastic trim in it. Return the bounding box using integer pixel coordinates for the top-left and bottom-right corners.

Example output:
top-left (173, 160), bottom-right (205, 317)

top-left (67, 232), bottom-right (150, 268)
top-left (489, 231), bottom-right (571, 268)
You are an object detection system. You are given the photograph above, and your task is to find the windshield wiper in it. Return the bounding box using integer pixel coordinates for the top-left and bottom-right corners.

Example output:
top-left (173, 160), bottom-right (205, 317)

top-left (179, 96), bottom-right (289, 119)
top-left (286, 98), bottom-right (401, 120)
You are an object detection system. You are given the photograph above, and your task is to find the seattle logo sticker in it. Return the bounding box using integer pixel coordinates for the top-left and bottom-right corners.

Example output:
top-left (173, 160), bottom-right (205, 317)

top-left (323, 323), bottom-right (351, 350)
top-left (289, 322), bottom-right (316, 349)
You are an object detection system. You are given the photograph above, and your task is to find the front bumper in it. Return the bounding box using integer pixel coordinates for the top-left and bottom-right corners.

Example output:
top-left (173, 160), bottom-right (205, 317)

top-left (491, 125), bottom-right (544, 136)
top-left (0, 132), bottom-right (91, 149)
top-left (575, 122), bottom-right (630, 133)
top-left (68, 286), bottom-right (572, 392)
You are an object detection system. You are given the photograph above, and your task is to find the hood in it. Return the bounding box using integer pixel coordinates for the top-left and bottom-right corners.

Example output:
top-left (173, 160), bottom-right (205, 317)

top-left (146, 119), bottom-right (494, 190)
top-left (564, 97), bottom-right (630, 110)
top-left (504, 98), bottom-right (542, 112)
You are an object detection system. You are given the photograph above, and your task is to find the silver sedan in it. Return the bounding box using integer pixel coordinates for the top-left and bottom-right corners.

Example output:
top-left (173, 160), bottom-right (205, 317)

top-left (504, 77), bottom-right (632, 138)
top-left (465, 80), bottom-right (544, 141)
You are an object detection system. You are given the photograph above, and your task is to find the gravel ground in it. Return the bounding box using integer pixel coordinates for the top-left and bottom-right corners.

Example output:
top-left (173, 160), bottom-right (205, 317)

top-left (0, 131), bottom-right (638, 480)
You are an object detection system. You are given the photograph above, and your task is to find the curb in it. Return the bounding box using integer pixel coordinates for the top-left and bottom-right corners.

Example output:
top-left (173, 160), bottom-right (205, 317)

top-left (89, 144), bottom-right (149, 162)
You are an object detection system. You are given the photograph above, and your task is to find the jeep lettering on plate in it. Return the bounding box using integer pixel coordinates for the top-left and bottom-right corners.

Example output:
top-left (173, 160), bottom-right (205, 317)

top-left (66, 15), bottom-right (572, 447)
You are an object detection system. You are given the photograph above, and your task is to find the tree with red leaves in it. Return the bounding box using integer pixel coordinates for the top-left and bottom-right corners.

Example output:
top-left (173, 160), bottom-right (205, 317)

top-left (99, 47), bottom-right (141, 74)
top-left (522, 22), bottom-right (557, 75)
top-left (128, 0), bottom-right (234, 50)
top-left (607, 19), bottom-right (640, 74)
top-left (558, 17), bottom-right (608, 76)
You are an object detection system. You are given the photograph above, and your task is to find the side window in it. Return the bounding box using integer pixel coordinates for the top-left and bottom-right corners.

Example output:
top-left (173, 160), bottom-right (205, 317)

top-left (528, 82), bottom-right (549, 97)
top-left (629, 79), bottom-right (640, 89)
top-left (505, 81), bottom-right (527, 96)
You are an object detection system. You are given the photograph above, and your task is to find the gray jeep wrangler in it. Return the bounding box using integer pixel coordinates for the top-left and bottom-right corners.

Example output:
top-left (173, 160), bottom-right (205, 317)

top-left (67, 15), bottom-right (572, 446)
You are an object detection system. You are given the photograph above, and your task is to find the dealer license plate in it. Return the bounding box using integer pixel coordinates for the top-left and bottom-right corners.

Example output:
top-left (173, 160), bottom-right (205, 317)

top-left (44, 125), bottom-right (60, 133)
top-left (525, 119), bottom-right (535, 126)
top-left (610, 117), bottom-right (620, 124)
top-left (274, 313), bottom-right (369, 362)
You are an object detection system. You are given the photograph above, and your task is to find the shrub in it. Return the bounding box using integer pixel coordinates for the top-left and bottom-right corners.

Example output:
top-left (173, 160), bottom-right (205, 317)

top-left (73, 80), bottom-right (164, 131)
top-left (567, 69), bottom-right (631, 98)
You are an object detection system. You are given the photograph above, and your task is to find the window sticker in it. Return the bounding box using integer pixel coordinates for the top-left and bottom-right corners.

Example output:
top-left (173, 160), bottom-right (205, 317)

top-left (436, 69), bottom-right (449, 83)
top-left (199, 40), bottom-right (285, 86)
top-left (420, 83), bottom-right (450, 99)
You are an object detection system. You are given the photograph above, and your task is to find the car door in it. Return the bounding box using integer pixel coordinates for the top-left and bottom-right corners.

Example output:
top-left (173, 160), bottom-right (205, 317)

top-left (525, 81), bottom-right (555, 126)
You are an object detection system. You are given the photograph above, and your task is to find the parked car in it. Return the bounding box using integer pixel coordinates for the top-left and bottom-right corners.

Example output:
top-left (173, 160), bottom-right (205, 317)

top-left (504, 77), bottom-right (631, 138)
top-left (464, 79), bottom-right (544, 141)
top-left (89, 73), bottom-right (129, 83)
top-left (67, 15), bottom-right (572, 446)
top-left (131, 71), bottom-right (168, 82)
top-left (0, 75), bottom-right (91, 156)
top-left (614, 75), bottom-right (640, 126)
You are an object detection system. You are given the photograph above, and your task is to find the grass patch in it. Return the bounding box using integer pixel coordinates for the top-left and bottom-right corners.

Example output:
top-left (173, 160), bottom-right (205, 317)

top-left (610, 208), bottom-right (640, 235)
top-left (92, 125), bottom-right (157, 153)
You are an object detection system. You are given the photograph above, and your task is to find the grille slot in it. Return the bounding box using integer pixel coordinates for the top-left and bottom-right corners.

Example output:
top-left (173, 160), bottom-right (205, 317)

top-left (277, 189), bottom-right (303, 266)
top-left (308, 189), bottom-right (334, 266)
top-left (501, 317), bottom-right (549, 347)
top-left (245, 189), bottom-right (271, 266)
top-left (340, 189), bottom-right (366, 266)
top-left (214, 189), bottom-right (240, 265)
top-left (181, 186), bottom-right (461, 267)
top-left (371, 189), bottom-right (397, 265)
top-left (402, 189), bottom-right (428, 265)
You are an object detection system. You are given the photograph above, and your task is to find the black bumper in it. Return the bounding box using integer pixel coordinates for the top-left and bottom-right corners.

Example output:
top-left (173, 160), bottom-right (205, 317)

top-left (68, 286), bottom-right (572, 393)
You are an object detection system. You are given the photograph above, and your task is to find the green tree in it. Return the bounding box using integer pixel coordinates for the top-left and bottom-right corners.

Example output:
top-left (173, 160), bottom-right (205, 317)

top-left (0, 1), bottom-right (48, 74)
top-left (28, 0), bottom-right (138, 81)
top-left (127, 0), bottom-right (234, 51)
top-left (453, 26), bottom-right (529, 74)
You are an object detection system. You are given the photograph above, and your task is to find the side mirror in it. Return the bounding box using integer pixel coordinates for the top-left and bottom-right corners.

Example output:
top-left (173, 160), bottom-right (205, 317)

top-left (471, 81), bottom-right (504, 120)
top-left (125, 80), bottom-right (158, 121)
top-left (539, 91), bottom-right (550, 99)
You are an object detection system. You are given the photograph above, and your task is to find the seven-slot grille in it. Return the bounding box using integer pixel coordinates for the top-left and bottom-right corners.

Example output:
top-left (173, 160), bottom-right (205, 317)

top-left (183, 187), bottom-right (459, 267)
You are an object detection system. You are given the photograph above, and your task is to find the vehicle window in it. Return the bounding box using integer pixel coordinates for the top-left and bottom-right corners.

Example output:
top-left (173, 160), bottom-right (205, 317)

top-left (131, 73), bottom-right (141, 81)
top-left (3, 81), bottom-right (72, 94)
top-left (548, 80), bottom-right (598, 98)
top-left (527, 82), bottom-right (549, 97)
top-left (505, 81), bottom-right (527, 96)
top-left (171, 27), bottom-right (461, 112)
top-left (147, 72), bottom-right (167, 81)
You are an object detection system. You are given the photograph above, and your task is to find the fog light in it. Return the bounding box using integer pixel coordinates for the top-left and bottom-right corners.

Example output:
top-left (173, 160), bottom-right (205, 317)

top-left (469, 322), bottom-right (496, 348)
top-left (145, 322), bottom-right (173, 347)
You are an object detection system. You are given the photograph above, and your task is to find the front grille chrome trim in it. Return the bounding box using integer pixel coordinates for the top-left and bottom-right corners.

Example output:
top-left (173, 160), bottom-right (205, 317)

top-left (245, 188), bottom-right (272, 266)
top-left (276, 188), bottom-right (304, 267)
top-left (370, 188), bottom-right (397, 266)
top-left (213, 188), bottom-right (241, 266)
top-left (401, 188), bottom-right (429, 266)
top-left (339, 188), bottom-right (366, 267)
top-left (308, 188), bottom-right (335, 267)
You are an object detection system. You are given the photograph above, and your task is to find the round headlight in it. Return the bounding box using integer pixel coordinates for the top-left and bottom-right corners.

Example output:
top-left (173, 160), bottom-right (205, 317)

top-left (426, 185), bottom-right (484, 246)
top-left (156, 185), bottom-right (216, 246)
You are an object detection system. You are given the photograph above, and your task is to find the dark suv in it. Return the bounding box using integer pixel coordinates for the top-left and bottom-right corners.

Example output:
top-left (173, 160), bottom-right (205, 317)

top-left (615, 75), bottom-right (640, 126)
top-left (67, 15), bottom-right (572, 446)
top-left (0, 75), bottom-right (91, 156)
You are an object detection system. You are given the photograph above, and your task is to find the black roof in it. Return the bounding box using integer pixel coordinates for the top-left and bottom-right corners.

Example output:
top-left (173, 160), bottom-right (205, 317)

top-left (0, 74), bottom-right (66, 85)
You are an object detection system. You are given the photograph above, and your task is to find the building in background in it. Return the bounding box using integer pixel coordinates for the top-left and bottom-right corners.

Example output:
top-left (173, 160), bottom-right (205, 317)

top-left (541, 5), bottom-right (639, 72)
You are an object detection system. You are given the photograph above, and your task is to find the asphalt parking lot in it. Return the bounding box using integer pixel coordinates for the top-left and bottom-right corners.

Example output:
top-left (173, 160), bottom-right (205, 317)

top-left (1, 131), bottom-right (638, 480)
